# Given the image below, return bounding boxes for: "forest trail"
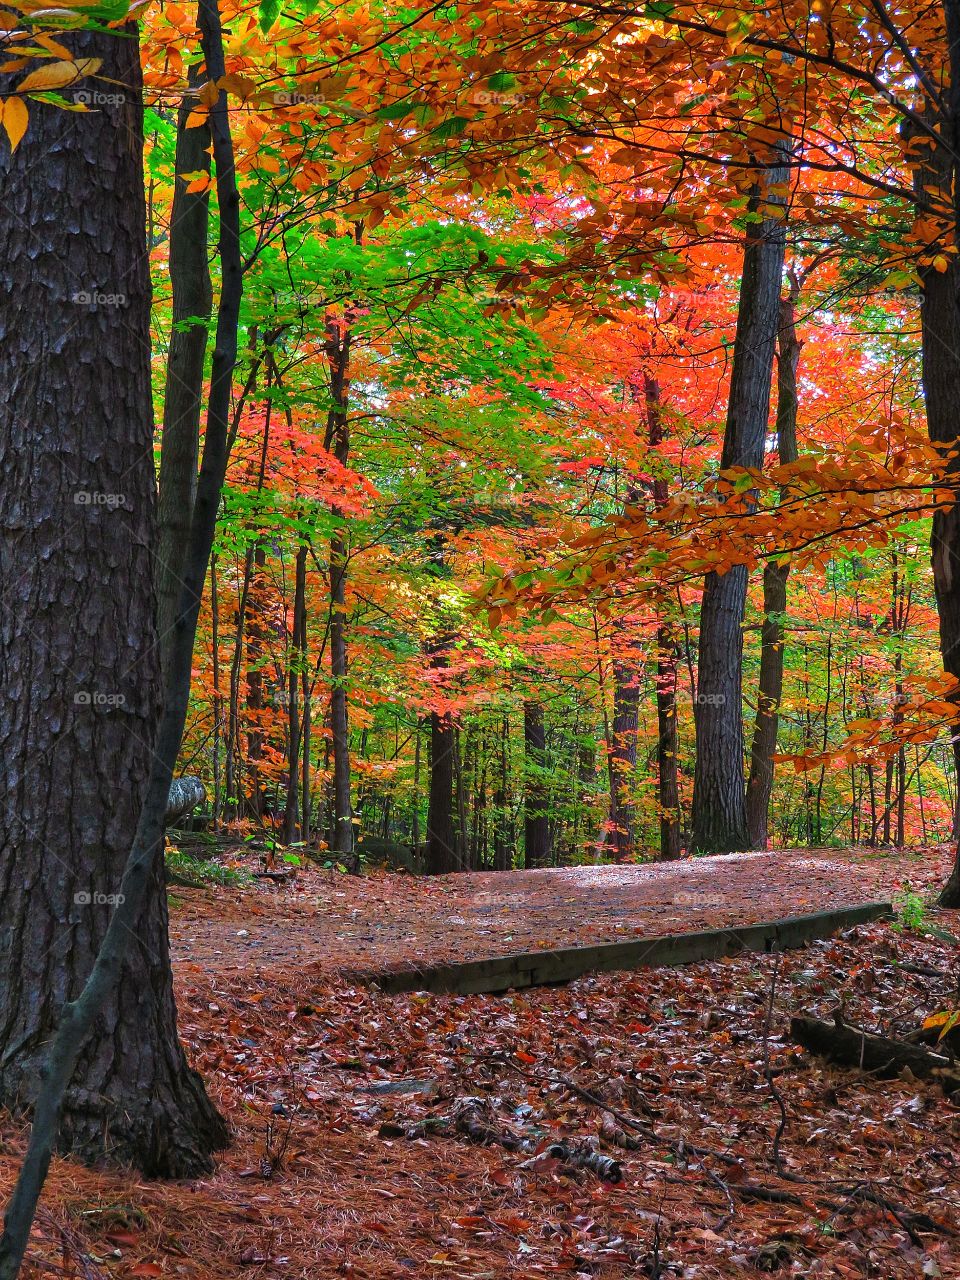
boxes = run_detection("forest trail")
[11,854,956,1280]
[169,847,953,982]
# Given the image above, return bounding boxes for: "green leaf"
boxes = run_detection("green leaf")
[431,116,469,139]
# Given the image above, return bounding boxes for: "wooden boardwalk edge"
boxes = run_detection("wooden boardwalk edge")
[362,900,895,996]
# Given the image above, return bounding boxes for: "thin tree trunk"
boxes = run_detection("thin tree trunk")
[412,720,422,863]
[493,712,512,870]
[0,4,240,1266]
[523,700,551,868]
[609,661,639,860]
[745,282,802,847]
[325,313,354,864]
[245,542,267,820]
[426,707,458,874]
[300,556,312,844]
[155,61,211,685]
[655,624,683,859]
[645,374,683,860]
[283,546,307,842]
[210,554,222,827]
[691,147,788,853]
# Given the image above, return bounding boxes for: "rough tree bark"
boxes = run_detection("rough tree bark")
[426,705,459,874]
[608,664,639,860]
[283,544,307,843]
[745,279,802,848]
[0,3,240,1268]
[645,374,683,860]
[492,712,512,870]
[910,55,960,903]
[690,148,788,853]
[165,777,206,826]
[155,62,211,684]
[325,312,354,864]
[523,700,552,868]
[0,23,224,1182]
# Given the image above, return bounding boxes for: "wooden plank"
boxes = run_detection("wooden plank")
[364,901,893,996]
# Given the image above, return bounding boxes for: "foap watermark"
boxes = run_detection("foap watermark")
[74,490,126,509]
[470,89,526,106]
[74,890,125,907]
[74,690,126,708]
[672,890,727,907]
[275,90,329,106]
[73,89,126,107]
[71,289,126,307]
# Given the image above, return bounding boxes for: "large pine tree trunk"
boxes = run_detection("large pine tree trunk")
[523,700,552,867]
[745,285,802,848]
[155,64,211,685]
[0,28,225,1172]
[690,151,788,853]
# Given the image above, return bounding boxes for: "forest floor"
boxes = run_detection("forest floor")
[4,846,960,1280]
[167,845,945,979]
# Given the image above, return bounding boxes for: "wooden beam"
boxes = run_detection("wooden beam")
[362,901,894,996]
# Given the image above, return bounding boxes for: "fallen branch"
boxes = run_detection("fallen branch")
[379,1096,621,1181]
[542,1141,623,1183]
[791,1014,960,1093]
[164,776,206,826]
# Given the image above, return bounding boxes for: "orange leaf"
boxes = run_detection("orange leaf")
[2,96,27,151]
[18,57,100,93]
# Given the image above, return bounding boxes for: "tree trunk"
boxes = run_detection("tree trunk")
[690,150,788,853]
[0,26,225,1179]
[155,62,211,686]
[912,75,960,902]
[745,285,802,848]
[325,314,354,863]
[609,662,639,859]
[655,624,683,859]
[283,545,307,843]
[245,542,267,820]
[493,712,512,870]
[210,555,223,827]
[645,375,683,860]
[523,701,551,868]
[426,709,459,874]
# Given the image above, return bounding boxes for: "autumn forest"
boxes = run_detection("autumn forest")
[0,0,959,1274]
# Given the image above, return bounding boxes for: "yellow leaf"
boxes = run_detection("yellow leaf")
[34,33,76,58]
[2,95,28,150]
[184,107,208,129]
[216,72,254,98]
[18,56,100,93]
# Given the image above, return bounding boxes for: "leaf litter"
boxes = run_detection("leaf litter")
[1,846,957,1279]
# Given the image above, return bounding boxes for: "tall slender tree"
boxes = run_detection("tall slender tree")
[746,275,802,847]
[690,149,788,853]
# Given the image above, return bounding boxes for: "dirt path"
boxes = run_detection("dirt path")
[6,847,957,1280]
[169,846,951,981]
